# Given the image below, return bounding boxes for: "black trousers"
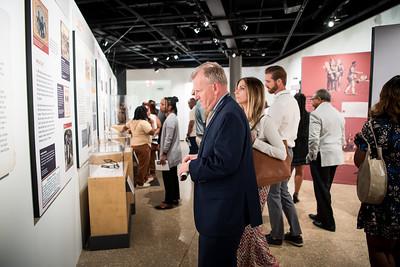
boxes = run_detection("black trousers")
[188,136,199,154]
[162,166,180,203]
[198,233,243,267]
[310,153,337,228]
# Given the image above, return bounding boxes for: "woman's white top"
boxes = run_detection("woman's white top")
[252,114,287,160]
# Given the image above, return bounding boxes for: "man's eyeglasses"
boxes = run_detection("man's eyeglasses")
[101,159,120,169]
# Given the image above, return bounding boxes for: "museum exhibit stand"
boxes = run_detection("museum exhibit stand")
[87,140,135,250]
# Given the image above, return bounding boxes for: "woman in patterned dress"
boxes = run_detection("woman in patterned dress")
[235,77,285,267]
[354,75,400,267]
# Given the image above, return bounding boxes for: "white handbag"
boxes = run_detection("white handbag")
[357,121,387,204]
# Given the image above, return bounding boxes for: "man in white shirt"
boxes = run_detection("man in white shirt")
[307,89,345,232]
[186,98,198,154]
[265,65,303,247]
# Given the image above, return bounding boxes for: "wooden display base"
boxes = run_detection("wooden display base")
[87,210,132,250]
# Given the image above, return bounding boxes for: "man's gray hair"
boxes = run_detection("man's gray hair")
[191,62,227,85]
[314,89,331,102]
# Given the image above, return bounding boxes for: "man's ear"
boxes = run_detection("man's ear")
[212,83,218,93]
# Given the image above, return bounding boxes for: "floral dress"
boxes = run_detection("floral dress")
[354,117,400,239]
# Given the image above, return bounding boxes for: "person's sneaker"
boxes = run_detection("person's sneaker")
[266,234,283,246]
[137,182,151,188]
[284,232,304,247]
[293,192,299,203]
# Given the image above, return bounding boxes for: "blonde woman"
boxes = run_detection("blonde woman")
[235,77,286,267]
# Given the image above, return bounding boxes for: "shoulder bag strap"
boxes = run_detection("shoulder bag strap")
[368,120,384,160]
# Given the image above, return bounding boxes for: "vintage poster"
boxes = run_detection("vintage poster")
[302,52,371,183]
[32,0,49,54]
[60,21,70,81]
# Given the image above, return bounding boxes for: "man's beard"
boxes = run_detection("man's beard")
[268,84,278,94]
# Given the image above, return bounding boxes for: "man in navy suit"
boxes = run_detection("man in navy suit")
[179,62,262,267]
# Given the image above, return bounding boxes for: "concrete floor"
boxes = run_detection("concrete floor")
[77,169,369,267]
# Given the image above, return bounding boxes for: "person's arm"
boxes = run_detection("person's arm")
[189,112,245,181]
[253,116,286,160]
[187,120,195,137]
[354,148,366,168]
[161,119,175,155]
[154,117,161,136]
[353,127,369,168]
[187,109,195,137]
[307,112,321,161]
[142,120,155,136]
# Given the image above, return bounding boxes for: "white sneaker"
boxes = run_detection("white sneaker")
[137,182,151,188]
[146,176,154,183]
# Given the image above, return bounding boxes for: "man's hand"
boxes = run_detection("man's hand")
[160,154,167,165]
[306,153,317,162]
[178,161,190,178]
[183,154,197,163]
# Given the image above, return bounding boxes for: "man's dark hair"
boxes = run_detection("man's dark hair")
[265,65,287,85]
[314,89,331,102]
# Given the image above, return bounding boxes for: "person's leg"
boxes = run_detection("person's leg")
[199,234,243,267]
[366,234,397,267]
[310,154,335,228]
[280,180,302,236]
[293,165,304,203]
[142,145,151,183]
[149,144,157,177]
[169,166,180,202]
[189,136,198,154]
[163,168,175,204]
[132,145,148,185]
[267,182,284,240]
[294,165,304,194]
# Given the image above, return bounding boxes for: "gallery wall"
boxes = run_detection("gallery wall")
[0,0,116,266]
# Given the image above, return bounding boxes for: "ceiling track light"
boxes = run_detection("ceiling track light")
[203,21,209,27]
[261,53,266,57]
[194,27,200,34]
[327,20,335,27]
[232,52,236,58]
[174,54,179,60]
[241,24,248,31]
[153,57,158,62]
[166,56,170,61]
[213,38,219,44]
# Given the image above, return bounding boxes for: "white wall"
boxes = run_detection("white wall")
[127,68,218,140]
[0,1,81,267]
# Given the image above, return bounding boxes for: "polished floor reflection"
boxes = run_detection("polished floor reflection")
[78,166,369,266]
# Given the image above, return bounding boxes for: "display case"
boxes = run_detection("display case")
[87,141,134,250]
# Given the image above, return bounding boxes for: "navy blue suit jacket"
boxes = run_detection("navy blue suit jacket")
[189,95,262,237]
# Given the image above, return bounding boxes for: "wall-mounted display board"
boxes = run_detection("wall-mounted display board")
[370,23,400,107]
[95,55,112,140]
[72,6,97,168]
[26,0,75,217]
[0,7,16,180]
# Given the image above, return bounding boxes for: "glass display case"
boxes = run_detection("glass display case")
[89,140,125,178]
[87,140,134,250]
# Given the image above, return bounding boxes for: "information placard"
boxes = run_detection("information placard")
[26,0,75,217]
[0,7,16,179]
